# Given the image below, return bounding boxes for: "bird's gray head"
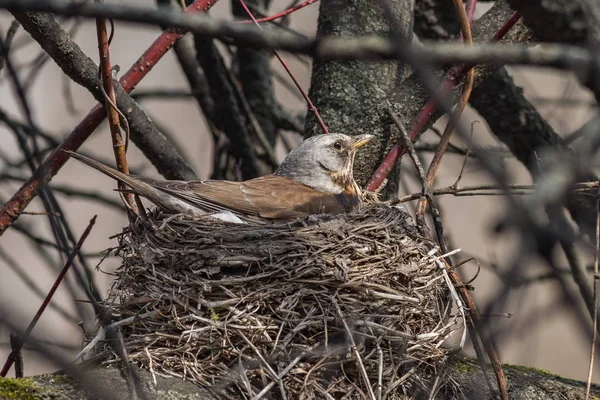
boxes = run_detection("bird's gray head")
[274,133,374,194]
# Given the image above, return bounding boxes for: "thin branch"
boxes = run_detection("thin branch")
[236,0,328,134]
[95,4,137,214]
[394,181,600,203]
[0,0,218,237]
[0,215,97,377]
[365,11,522,192]
[0,245,78,323]
[193,37,261,179]
[415,0,476,226]
[8,333,23,378]
[0,2,551,65]
[237,0,319,24]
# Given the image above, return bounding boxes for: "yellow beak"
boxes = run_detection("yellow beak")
[351,134,375,150]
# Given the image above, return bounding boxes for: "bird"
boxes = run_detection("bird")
[65,133,374,223]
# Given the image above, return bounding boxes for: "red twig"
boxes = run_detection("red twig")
[0,0,219,237]
[492,12,522,42]
[365,11,521,192]
[95,4,137,214]
[237,0,319,24]
[236,0,328,134]
[465,0,477,25]
[415,0,475,221]
[0,215,97,377]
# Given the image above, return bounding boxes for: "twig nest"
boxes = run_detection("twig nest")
[102,204,459,398]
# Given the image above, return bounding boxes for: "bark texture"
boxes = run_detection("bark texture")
[305,0,530,196]
[304,0,414,194]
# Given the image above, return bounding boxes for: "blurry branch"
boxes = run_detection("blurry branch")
[9,221,109,259]
[130,88,201,100]
[483,113,600,337]
[365,2,525,193]
[394,181,600,203]
[8,334,22,378]
[237,0,329,137]
[0,340,81,352]
[233,5,300,172]
[20,20,82,93]
[412,141,514,158]
[499,0,600,235]
[470,69,600,239]
[505,0,600,100]
[11,11,196,181]
[170,34,216,118]
[413,1,600,241]
[413,0,600,353]
[0,28,98,324]
[0,106,146,176]
[238,0,318,25]
[0,0,597,72]
[527,115,600,224]
[275,105,304,134]
[414,0,475,225]
[527,113,600,333]
[1,172,126,212]
[233,0,279,149]
[155,0,219,163]
[0,19,20,71]
[505,0,600,44]
[193,38,261,179]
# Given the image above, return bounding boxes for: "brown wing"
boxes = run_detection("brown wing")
[237,175,359,219]
[142,178,252,215]
[146,175,359,220]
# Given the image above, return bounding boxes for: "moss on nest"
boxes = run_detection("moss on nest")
[95,204,461,398]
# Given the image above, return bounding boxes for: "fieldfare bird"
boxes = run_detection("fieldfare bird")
[66,133,373,223]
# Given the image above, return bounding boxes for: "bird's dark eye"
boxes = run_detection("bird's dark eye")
[333,141,343,151]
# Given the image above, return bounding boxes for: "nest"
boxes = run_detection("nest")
[99,204,463,399]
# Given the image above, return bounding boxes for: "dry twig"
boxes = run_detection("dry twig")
[95,4,137,214]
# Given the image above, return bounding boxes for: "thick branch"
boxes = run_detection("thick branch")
[0,0,563,64]
[0,1,594,73]
[193,38,261,179]
[232,0,278,147]
[304,0,414,195]
[11,10,196,181]
[506,0,600,44]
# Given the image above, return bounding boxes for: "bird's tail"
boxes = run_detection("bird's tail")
[64,151,165,206]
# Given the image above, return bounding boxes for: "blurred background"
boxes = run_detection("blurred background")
[1,0,598,383]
